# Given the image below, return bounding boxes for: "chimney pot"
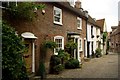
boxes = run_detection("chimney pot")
[75,0,81,9]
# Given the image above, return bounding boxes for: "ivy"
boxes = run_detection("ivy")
[103,32,107,45]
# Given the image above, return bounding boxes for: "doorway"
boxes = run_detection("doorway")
[23,40,32,73]
[87,42,90,58]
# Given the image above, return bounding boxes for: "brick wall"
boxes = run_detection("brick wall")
[6,2,87,73]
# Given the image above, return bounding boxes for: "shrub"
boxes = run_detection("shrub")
[95,48,102,57]
[49,55,61,74]
[65,40,77,57]
[50,55,61,66]
[65,58,80,69]
[58,50,70,64]
[53,64,64,74]
[2,22,28,79]
[37,61,46,79]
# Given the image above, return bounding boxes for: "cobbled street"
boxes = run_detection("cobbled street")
[46,52,118,78]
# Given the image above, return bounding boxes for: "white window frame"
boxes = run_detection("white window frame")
[54,36,64,55]
[53,6,62,25]
[77,17,82,30]
[79,38,82,51]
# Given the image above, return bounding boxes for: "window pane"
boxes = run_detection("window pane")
[79,40,81,49]
[77,19,80,28]
[54,7,62,23]
[55,38,62,53]
[55,17,60,22]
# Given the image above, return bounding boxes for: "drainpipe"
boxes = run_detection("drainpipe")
[86,17,88,57]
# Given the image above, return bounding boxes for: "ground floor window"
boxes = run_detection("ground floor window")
[54,36,64,55]
[79,38,82,51]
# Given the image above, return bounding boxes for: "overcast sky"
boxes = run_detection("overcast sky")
[75,0,119,32]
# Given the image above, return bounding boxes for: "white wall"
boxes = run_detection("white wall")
[87,24,92,41]
[87,23,101,55]
[93,26,97,52]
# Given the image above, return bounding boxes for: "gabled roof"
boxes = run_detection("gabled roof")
[54,2,88,20]
[88,15,100,28]
[96,19,105,32]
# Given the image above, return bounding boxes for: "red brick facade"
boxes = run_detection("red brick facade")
[5,2,87,73]
[110,22,120,53]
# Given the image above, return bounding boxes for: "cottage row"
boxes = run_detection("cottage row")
[108,22,120,53]
[3,1,107,74]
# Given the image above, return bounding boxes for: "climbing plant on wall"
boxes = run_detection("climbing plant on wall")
[103,32,107,45]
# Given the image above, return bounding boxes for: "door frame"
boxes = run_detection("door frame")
[71,35,81,62]
[21,32,37,73]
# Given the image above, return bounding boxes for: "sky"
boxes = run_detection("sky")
[74,0,120,32]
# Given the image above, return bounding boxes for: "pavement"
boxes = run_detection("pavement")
[46,52,119,78]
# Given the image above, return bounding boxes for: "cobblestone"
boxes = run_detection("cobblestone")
[46,52,118,78]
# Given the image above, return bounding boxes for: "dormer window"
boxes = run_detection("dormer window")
[77,17,82,29]
[53,6,62,25]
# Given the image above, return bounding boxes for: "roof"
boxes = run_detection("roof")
[54,2,88,20]
[96,19,105,32]
[87,15,101,29]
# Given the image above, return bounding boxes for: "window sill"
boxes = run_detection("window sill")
[54,21,63,26]
[54,53,58,55]
[79,50,83,52]
[77,28,82,30]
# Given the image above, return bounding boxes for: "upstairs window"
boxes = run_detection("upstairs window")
[77,17,82,29]
[53,6,62,25]
[54,36,64,55]
[91,26,94,38]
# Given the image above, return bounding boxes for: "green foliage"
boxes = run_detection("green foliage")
[53,64,64,74]
[44,41,57,49]
[50,55,61,66]
[58,50,70,64]
[2,22,28,79]
[65,58,80,69]
[65,40,77,57]
[2,2,45,21]
[38,61,46,79]
[65,40,77,50]
[103,32,107,44]
[95,48,102,57]
[49,55,62,74]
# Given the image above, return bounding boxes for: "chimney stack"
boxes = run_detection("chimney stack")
[75,0,81,9]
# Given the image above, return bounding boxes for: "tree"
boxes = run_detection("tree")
[2,2,45,21]
[2,22,28,80]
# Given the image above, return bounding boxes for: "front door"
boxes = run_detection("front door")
[87,42,90,58]
[23,40,32,74]
[74,37,80,62]
[75,38,78,59]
